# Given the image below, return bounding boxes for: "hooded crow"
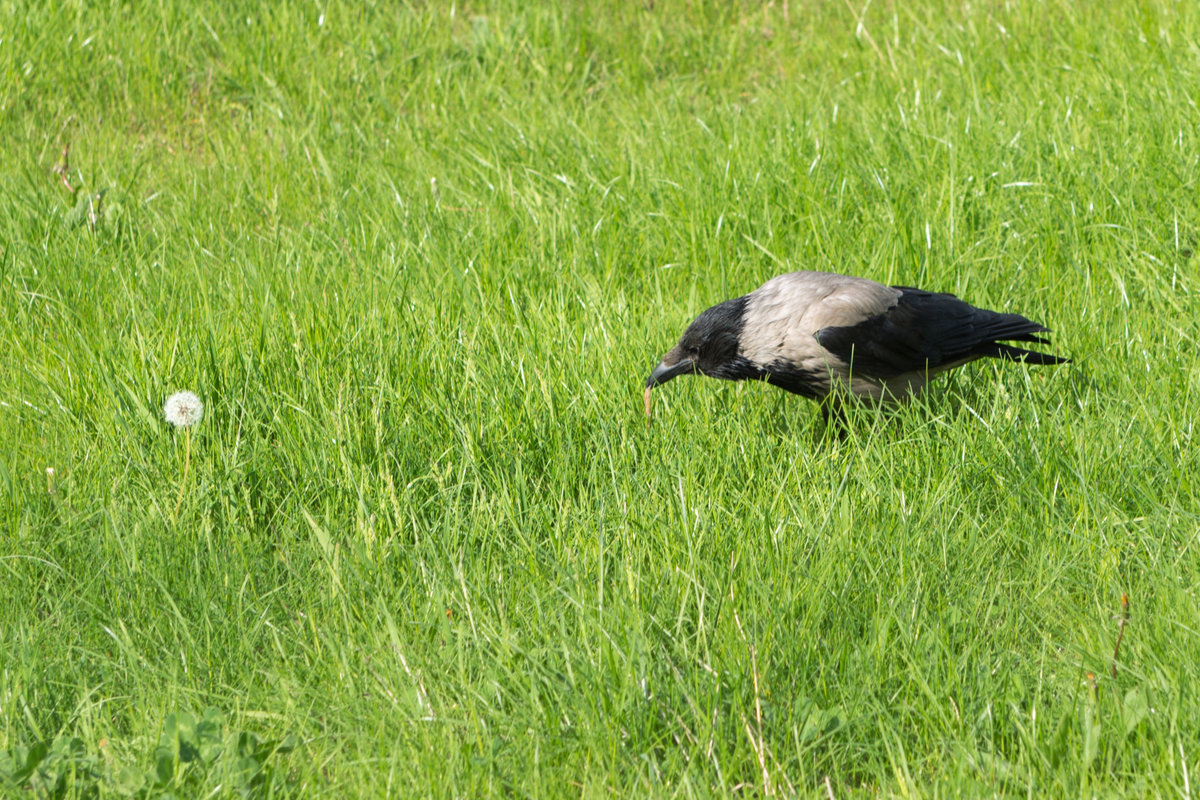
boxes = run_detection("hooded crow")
[644,270,1067,417]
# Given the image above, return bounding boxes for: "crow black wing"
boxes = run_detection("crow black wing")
[815,288,1063,378]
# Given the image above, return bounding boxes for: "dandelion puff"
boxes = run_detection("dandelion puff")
[164,390,204,518]
[164,391,203,428]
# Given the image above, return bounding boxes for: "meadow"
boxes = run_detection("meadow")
[2,0,1199,796]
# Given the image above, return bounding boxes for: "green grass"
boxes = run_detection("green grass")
[2,0,1200,795]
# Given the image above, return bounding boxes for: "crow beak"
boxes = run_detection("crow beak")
[645,358,697,389]
[644,355,698,419]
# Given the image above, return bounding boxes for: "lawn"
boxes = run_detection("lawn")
[2,0,1199,796]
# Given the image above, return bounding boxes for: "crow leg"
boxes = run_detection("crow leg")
[819,397,849,437]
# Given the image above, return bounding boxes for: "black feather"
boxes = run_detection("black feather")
[981,343,1071,366]
[761,360,827,399]
[815,288,1064,377]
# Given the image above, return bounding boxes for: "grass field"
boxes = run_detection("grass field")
[3,0,1200,796]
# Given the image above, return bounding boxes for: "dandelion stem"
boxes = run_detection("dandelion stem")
[173,428,192,518]
[1111,593,1130,679]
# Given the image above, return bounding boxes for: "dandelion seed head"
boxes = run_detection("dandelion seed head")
[164,391,204,428]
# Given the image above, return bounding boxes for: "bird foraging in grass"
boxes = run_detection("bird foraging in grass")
[644,270,1068,419]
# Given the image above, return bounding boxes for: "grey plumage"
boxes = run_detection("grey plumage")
[644,270,1067,415]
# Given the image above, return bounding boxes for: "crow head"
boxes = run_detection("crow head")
[645,297,753,392]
